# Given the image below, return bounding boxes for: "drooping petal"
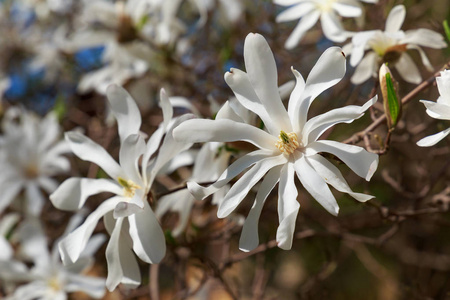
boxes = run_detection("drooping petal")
[436,71,450,105]
[284,10,321,50]
[350,51,378,85]
[50,178,121,211]
[276,2,315,23]
[244,33,292,131]
[306,140,379,181]
[217,154,286,218]
[173,119,278,151]
[294,156,339,216]
[128,200,166,264]
[307,154,374,202]
[276,163,300,250]
[105,217,141,291]
[294,47,347,132]
[187,149,279,200]
[395,53,421,84]
[385,5,405,33]
[416,128,450,147]
[65,132,123,180]
[407,45,433,72]
[224,68,277,134]
[106,84,142,143]
[420,100,450,120]
[239,166,282,252]
[320,12,347,43]
[303,96,377,144]
[59,197,121,264]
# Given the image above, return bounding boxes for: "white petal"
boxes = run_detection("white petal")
[276,163,300,250]
[303,96,377,143]
[294,46,347,132]
[25,181,44,216]
[402,29,447,49]
[307,154,374,202]
[0,237,13,260]
[349,30,378,66]
[295,156,339,216]
[105,217,141,291]
[65,273,106,298]
[65,132,123,180]
[187,149,278,200]
[385,5,405,33]
[50,178,121,211]
[216,100,244,123]
[276,3,315,23]
[142,126,165,179]
[149,115,195,179]
[284,10,321,49]
[320,12,347,42]
[239,166,282,252]
[332,2,362,17]
[350,51,378,85]
[36,177,59,194]
[217,154,286,218]
[395,53,421,84]
[416,127,450,147]
[287,68,306,122]
[420,100,450,120]
[307,140,379,181]
[106,84,142,143]
[173,119,277,151]
[274,0,303,5]
[128,200,166,264]
[156,189,194,237]
[244,33,292,131]
[407,45,433,72]
[59,197,120,264]
[224,68,277,134]
[437,71,450,105]
[113,201,143,218]
[159,89,174,130]
[0,180,23,213]
[119,134,146,183]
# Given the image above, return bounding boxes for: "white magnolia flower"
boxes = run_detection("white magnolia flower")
[417,70,450,147]
[174,33,378,252]
[345,5,447,85]
[0,108,70,216]
[50,85,192,290]
[0,217,106,300]
[274,0,376,49]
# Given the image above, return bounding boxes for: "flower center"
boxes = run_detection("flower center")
[24,164,39,179]
[48,276,61,291]
[118,177,142,198]
[316,0,336,12]
[275,131,300,155]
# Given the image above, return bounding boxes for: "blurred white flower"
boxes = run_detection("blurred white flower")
[50,85,192,291]
[174,33,378,252]
[417,70,450,147]
[344,5,447,85]
[0,108,70,216]
[194,0,244,26]
[274,0,376,49]
[0,216,106,300]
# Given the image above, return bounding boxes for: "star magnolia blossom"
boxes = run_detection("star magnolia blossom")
[344,5,447,85]
[0,108,70,216]
[50,85,192,290]
[173,33,379,251]
[417,70,450,147]
[0,217,105,300]
[274,0,377,49]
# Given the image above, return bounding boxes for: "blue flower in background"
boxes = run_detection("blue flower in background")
[75,46,105,71]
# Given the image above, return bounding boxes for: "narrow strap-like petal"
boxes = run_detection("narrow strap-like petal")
[276,163,300,250]
[239,165,282,252]
[417,128,450,147]
[294,156,339,216]
[106,85,142,143]
[395,53,421,84]
[385,5,405,33]
[350,51,378,85]
[276,2,315,23]
[421,100,450,120]
[244,33,292,131]
[284,10,320,49]
[307,140,379,181]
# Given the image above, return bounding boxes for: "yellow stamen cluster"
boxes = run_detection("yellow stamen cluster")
[275,131,300,155]
[118,177,142,198]
[48,277,61,291]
